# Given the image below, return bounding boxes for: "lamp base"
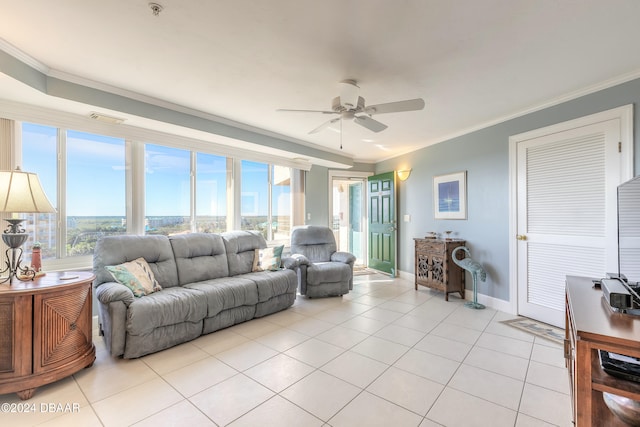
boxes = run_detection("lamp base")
[1,219,36,284]
[0,247,36,284]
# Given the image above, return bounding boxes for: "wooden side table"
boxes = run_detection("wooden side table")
[414,238,466,300]
[565,275,640,426]
[0,271,95,400]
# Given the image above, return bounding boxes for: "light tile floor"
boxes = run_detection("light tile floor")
[1,273,573,426]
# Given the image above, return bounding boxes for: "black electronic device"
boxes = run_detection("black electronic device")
[599,350,640,383]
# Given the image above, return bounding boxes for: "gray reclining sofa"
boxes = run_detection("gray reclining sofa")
[93,231,297,358]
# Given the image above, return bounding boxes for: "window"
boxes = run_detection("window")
[14,119,300,269]
[272,165,291,242]
[21,125,126,260]
[241,160,269,237]
[21,123,58,260]
[240,160,292,242]
[145,144,191,235]
[196,153,228,233]
[66,130,126,255]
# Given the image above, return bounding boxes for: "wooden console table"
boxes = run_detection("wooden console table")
[0,271,95,400]
[565,275,640,426]
[414,238,465,301]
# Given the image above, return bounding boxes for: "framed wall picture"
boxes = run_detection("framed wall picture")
[434,171,467,219]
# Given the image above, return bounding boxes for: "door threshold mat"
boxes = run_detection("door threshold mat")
[500,317,564,345]
[353,268,377,276]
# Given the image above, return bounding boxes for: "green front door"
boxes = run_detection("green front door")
[368,171,396,276]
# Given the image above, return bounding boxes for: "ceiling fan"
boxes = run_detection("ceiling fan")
[277,79,425,135]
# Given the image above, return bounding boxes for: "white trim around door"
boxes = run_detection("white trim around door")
[508,105,634,320]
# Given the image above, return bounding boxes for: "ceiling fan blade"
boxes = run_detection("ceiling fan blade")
[363,98,425,115]
[309,117,340,134]
[354,115,388,133]
[277,108,336,114]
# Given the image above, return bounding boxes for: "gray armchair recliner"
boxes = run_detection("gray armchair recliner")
[290,225,356,297]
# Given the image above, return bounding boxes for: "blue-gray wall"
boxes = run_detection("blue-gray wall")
[308,78,640,303]
[305,165,330,226]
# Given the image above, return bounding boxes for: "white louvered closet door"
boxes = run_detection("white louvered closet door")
[516,119,622,327]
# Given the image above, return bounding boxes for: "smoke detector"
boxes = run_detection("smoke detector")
[149,3,163,16]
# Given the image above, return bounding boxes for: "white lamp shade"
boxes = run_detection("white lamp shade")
[0,168,56,213]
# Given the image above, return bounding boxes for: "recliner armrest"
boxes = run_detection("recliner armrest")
[290,253,310,266]
[331,251,356,264]
[281,256,299,270]
[95,281,135,307]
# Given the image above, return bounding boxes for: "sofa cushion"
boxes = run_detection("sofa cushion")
[222,231,267,276]
[202,306,256,334]
[252,245,284,271]
[126,287,207,335]
[106,257,162,297]
[306,262,351,285]
[169,233,229,285]
[94,235,180,288]
[124,321,204,359]
[237,270,297,302]
[184,277,259,317]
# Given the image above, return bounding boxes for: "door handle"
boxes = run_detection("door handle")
[516,234,527,241]
[389,225,397,232]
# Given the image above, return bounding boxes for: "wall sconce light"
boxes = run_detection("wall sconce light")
[397,169,412,181]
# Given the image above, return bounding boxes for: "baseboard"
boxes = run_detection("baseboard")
[464,289,513,313]
[397,269,513,314]
[397,269,413,281]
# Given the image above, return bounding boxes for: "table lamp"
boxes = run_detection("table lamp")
[0,167,56,284]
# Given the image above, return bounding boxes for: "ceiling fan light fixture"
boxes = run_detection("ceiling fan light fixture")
[278,80,425,135]
[338,79,360,109]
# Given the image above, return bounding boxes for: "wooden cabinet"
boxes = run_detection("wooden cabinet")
[0,271,95,400]
[0,295,32,382]
[565,276,640,426]
[414,238,465,301]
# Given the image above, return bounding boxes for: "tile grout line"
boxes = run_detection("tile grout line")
[52,273,572,426]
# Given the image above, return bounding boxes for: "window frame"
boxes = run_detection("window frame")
[11,119,302,271]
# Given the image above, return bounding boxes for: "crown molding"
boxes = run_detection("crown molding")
[0,38,49,74]
[0,98,323,170]
[373,68,640,164]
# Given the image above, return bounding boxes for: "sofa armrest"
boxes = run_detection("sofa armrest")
[281,256,299,270]
[95,281,135,307]
[290,253,310,266]
[331,251,356,264]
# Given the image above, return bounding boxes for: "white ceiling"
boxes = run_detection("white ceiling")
[1,0,640,165]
